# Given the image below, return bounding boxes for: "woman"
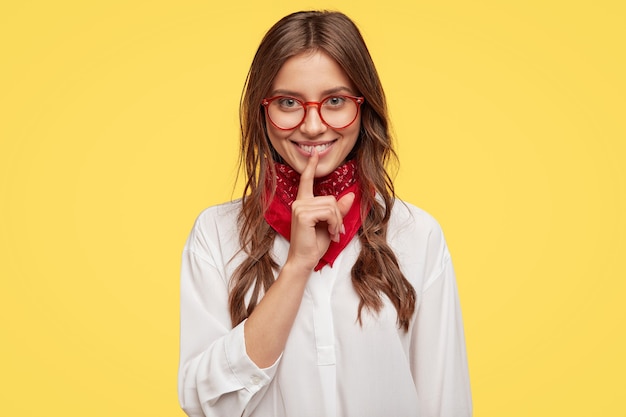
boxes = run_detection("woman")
[179,10,472,417]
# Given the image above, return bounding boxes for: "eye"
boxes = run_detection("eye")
[277,97,300,109]
[324,96,347,107]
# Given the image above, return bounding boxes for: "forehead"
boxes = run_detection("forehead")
[270,50,356,97]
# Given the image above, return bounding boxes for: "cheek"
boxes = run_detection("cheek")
[266,125,286,147]
[265,125,291,161]
[345,120,362,150]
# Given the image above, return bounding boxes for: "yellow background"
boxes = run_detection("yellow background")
[1,1,624,416]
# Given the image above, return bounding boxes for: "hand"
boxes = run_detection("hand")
[287,149,355,271]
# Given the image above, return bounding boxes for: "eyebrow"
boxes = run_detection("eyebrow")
[269,86,356,98]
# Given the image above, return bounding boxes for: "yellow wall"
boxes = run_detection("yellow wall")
[1,1,624,415]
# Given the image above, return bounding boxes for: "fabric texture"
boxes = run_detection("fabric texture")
[178,199,472,417]
[263,160,365,271]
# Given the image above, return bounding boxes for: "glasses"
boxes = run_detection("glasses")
[262,95,364,130]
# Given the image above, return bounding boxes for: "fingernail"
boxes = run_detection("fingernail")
[340,224,346,235]
[332,233,340,243]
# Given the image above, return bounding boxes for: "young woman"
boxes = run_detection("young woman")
[178,10,472,417]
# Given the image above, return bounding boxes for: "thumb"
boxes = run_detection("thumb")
[337,192,356,218]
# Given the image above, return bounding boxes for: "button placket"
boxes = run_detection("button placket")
[307,262,341,417]
[308,267,338,366]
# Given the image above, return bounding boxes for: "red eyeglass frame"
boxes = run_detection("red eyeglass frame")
[261,95,365,130]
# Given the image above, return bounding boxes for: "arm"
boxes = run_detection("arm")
[244,149,354,368]
[178,248,279,417]
[179,150,354,415]
[412,236,472,416]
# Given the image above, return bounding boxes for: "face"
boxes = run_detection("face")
[265,50,361,177]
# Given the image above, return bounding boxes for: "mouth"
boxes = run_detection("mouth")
[295,140,336,155]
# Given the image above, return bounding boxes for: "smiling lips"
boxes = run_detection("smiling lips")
[296,141,335,154]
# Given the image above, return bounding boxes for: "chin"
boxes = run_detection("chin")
[314,160,341,178]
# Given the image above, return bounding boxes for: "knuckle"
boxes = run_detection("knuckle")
[291,203,304,216]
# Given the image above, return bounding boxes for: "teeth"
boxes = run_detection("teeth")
[299,143,332,154]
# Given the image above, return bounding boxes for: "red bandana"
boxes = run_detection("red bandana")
[264,160,364,271]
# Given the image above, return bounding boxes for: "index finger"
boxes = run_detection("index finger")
[296,148,319,200]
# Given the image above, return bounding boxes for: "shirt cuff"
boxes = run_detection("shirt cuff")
[224,320,281,393]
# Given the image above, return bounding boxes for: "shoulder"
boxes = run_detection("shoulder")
[194,199,242,226]
[387,199,451,289]
[184,200,242,255]
[388,199,446,244]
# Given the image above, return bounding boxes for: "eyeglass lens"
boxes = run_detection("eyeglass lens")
[266,96,359,129]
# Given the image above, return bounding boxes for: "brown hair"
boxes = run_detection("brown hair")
[229,10,416,331]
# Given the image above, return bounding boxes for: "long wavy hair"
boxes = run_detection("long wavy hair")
[229,10,416,331]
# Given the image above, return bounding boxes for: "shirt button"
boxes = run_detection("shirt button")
[250,375,261,385]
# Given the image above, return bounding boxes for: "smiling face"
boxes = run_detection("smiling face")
[265,50,361,177]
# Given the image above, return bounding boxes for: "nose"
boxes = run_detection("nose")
[299,104,327,137]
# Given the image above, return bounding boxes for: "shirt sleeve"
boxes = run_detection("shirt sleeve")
[411,232,472,417]
[178,227,280,417]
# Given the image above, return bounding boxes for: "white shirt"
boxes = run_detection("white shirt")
[178,199,472,417]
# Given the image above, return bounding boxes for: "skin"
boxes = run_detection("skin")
[244,51,358,368]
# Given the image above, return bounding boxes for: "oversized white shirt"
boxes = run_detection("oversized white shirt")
[178,199,472,417]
